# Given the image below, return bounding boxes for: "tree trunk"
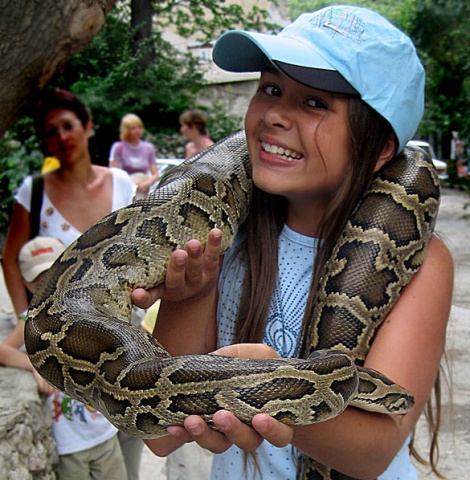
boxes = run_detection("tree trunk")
[130,0,156,66]
[0,0,117,138]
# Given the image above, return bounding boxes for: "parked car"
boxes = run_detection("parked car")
[148,158,184,191]
[157,158,184,178]
[407,140,448,180]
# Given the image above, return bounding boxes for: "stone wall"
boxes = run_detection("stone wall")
[0,272,57,480]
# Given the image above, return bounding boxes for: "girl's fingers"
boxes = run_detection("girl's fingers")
[164,249,190,290]
[252,414,294,448]
[131,228,223,305]
[185,228,222,284]
[131,286,162,309]
[212,410,263,452]
[167,411,292,455]
[204,228,223,266]
[170,416,234,454]
[185,239,204,283]
[214,343,280,359]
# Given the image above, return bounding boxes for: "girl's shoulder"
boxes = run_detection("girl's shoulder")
[141,139,156,153]
[203,136,214,148]
[109,166,132,183]
[426,234,453,271]
[92,164,113,180]
[109,167,137,204]
[110,140,123,151]
[404,234,453,310]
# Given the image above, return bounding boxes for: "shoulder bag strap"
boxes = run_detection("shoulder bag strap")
[30,174,44,239]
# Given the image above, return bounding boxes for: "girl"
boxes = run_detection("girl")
[109,113,159,197]
[180,109,214,159]
[134,5,453,479]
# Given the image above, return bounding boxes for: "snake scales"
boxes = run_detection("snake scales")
[24,130,440,479]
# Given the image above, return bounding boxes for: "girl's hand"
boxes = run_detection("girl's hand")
[214,343,280,359]
[166,342,293,452]
[168,411,293,453]
[32,369,57,396]
[136,182,150,195]
[132,228,223,309]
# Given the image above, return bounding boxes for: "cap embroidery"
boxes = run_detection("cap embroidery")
[322,22,345,35]
[310,9,366,43]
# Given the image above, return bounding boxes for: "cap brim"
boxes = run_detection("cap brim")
[213,30,358,95]
[23,262,53,283]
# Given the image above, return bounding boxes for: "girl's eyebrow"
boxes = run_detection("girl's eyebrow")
[261,64,281,76]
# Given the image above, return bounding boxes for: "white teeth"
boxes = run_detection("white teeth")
[261,142,301,160]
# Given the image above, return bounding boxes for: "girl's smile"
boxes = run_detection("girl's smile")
[261,142,302,162]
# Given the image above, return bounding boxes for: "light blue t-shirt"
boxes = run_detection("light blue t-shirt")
[212,224,417,480]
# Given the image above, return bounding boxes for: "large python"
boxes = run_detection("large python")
[24,131,440,479]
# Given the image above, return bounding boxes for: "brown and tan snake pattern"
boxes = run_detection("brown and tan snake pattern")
[24,131,440,479]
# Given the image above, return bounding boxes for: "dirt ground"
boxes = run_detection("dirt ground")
[412,187,470,478]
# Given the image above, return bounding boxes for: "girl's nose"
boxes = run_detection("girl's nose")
[263,99,293,130]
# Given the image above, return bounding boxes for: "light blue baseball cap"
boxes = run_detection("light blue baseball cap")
[213,5,425,153]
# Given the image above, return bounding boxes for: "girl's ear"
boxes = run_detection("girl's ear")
[374,133,397,172]
[85,120,94,139]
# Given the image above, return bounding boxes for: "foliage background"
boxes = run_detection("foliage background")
[0,0,268,237]
[1,0,469,238]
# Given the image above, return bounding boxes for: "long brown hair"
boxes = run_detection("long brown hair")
[233,96,392,347]
[232,96,444,476]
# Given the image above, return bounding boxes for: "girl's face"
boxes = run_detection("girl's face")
[43,109,91,165]
[125,123,143,143]
[180,122,197,141]
[245,68,353,233]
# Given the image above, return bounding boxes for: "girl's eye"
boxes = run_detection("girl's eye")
[262,84,282,97]
[44,121,81,139]
[306,98,328,110]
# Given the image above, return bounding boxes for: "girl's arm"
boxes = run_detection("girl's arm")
[2,202,31,316]
[137,229,222,455]
[109,142,122,168]
[0,321,56,395]
[292,234,453,477]
[156,235,453,479]
[132,228,222,355]
[136,162,159,196]
[147,161,159,186]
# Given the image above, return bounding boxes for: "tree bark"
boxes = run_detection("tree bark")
[0,0,117,138]
[130,0,156,66]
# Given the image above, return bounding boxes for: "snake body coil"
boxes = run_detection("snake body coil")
[24,131,440,479]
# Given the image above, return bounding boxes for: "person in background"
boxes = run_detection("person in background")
[0,236,126,480]
[179,109,214,159]
[109,113,159,198]
[2,89,142,480]
[0,237,63,395]
[135,5,453,480]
